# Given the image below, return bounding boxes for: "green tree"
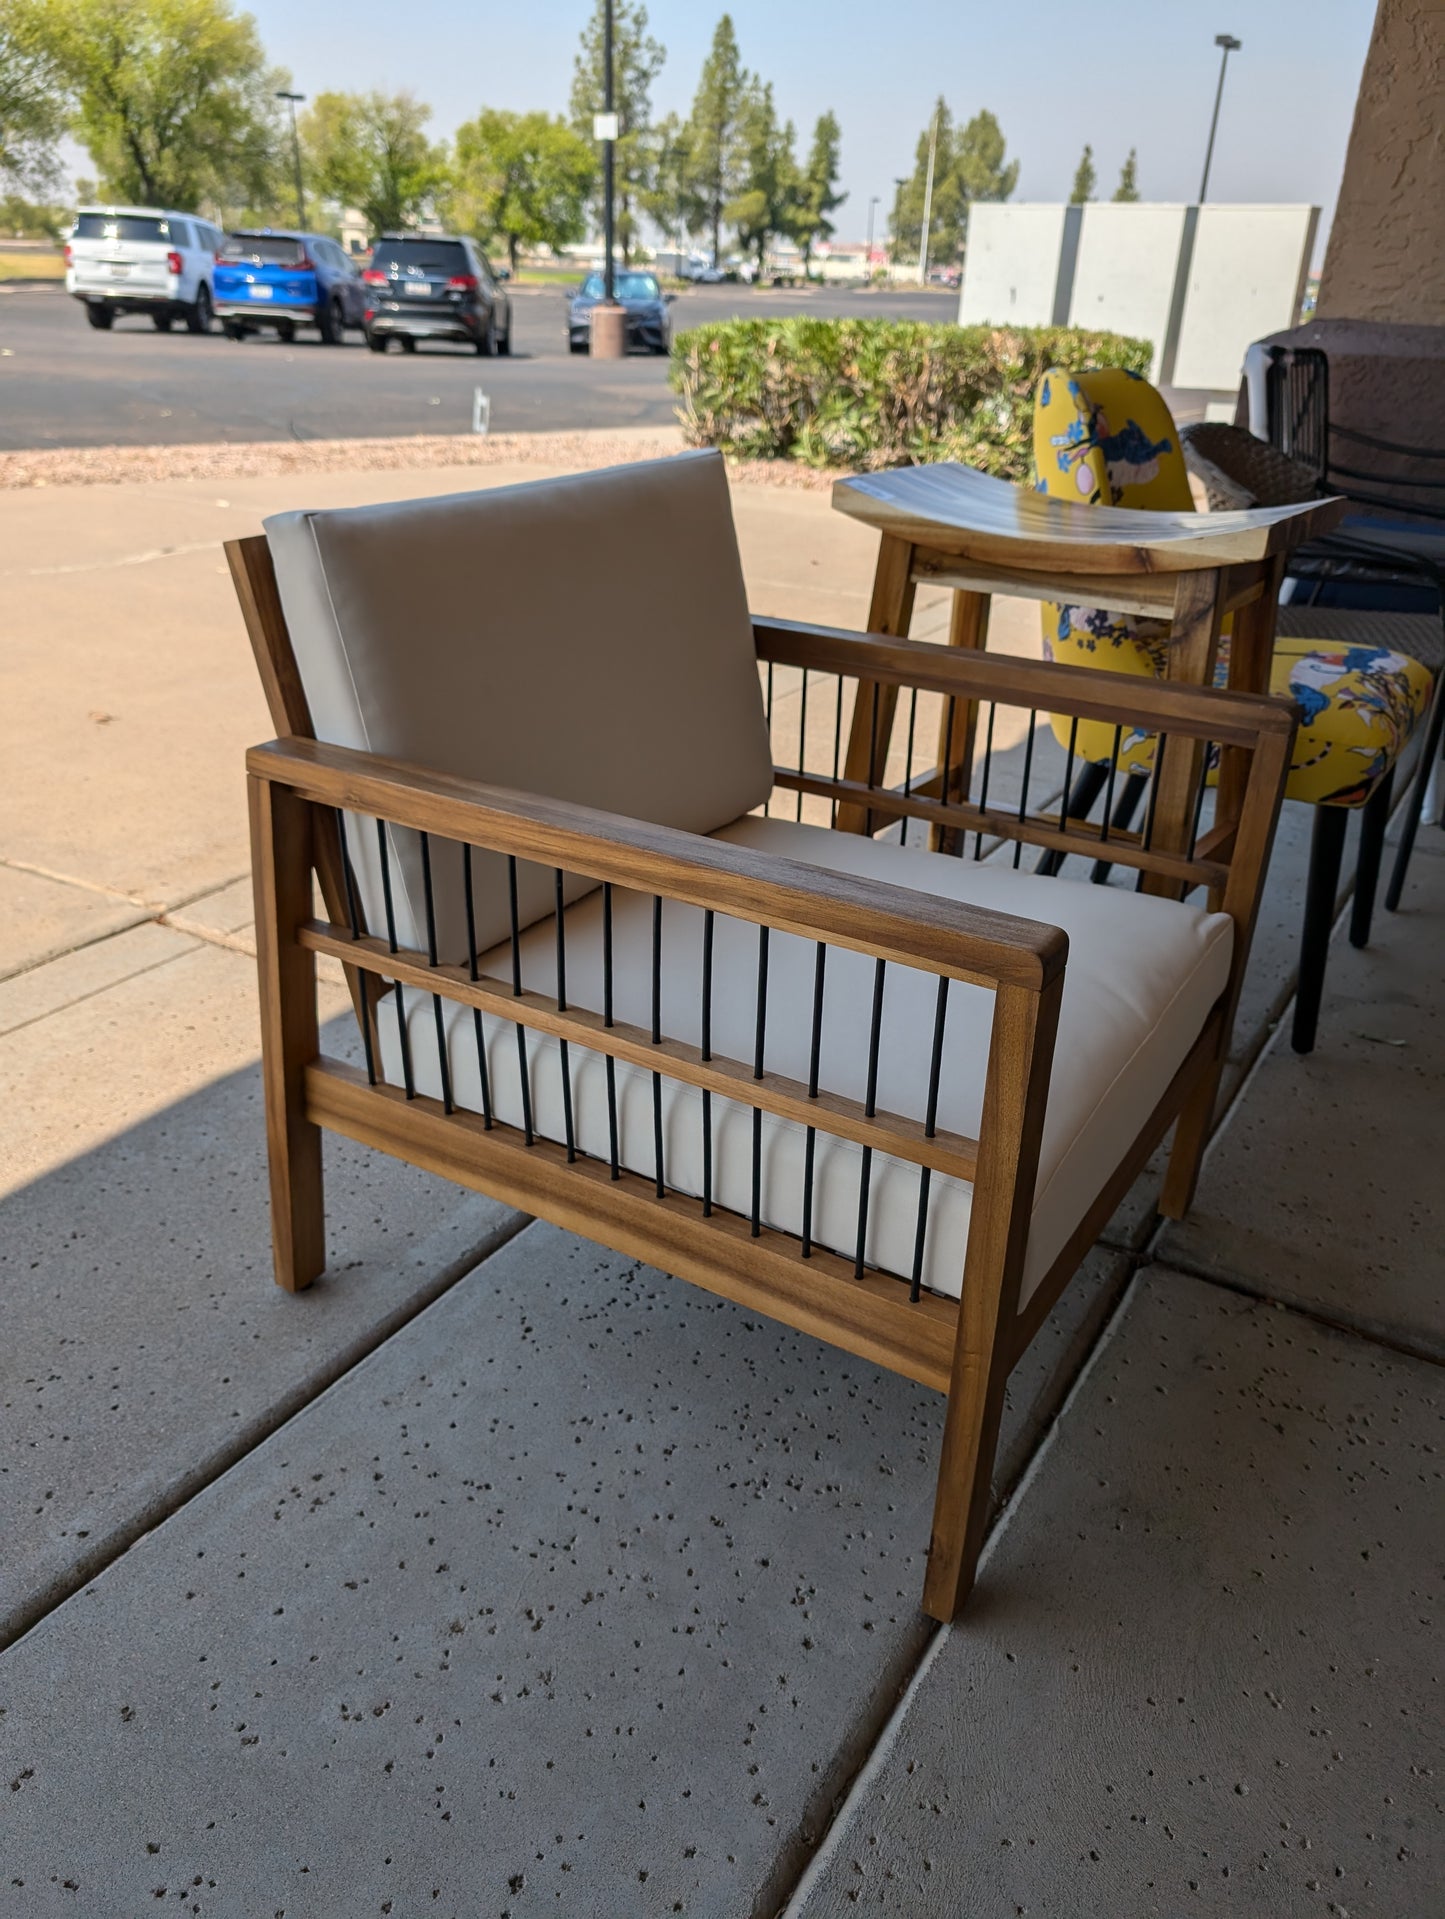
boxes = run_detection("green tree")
[953,108,1018,206]
[14,0,282,209]
[0,4,64,192]
[640,109,702,248]
[569,0,663,265]
[892,102,1018,266]
[1069,144,1096,203]
[300,90,446,238]
[725,81,799,273]
[446,108,595,274]
[791,109,845,271]
[682,14,751,264]
[1113,148,1140,202]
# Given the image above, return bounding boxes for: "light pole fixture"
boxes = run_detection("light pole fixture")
[1198,34,1241,203]
[275,90,307,229]
[590,0,627,357]
[919,105,940,286]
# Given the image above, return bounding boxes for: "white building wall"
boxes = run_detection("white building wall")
[1172,205,1319,389]
[1067,204,1189,381]
[957,204,1068,326]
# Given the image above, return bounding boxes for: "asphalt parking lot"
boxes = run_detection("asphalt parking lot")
[0,282,956,450]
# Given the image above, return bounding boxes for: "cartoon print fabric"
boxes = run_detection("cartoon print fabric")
[1030,367,1430,808]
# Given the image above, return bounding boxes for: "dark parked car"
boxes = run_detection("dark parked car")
[212,231,365,343]
[568,271,674,355]
[362,235,511,355]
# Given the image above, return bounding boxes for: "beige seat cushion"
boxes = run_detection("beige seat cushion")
[377,819,1232,1307]
[264,450,774,960]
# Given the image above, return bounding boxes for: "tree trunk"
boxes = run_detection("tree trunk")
[508,233,519,275]
[710,199,721,266]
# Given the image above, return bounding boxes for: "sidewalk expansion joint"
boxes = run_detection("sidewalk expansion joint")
[0,1209,534,1658]
[1150,1255,1445,1369]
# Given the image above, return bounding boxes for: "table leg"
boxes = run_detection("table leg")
[1217,556,1284,842]
[837,535,917,835]
[1142,568,1226,899]
[931,588,991,853]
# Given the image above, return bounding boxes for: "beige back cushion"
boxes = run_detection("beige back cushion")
[264,450,773,960]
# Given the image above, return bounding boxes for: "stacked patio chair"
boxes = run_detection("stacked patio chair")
[1032,366,1433,1053]
[1188,344,1445,913]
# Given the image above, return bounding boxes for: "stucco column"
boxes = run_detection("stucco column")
[1317,0,1445,323]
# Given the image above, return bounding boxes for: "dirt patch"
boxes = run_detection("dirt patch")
[0,430,843,492]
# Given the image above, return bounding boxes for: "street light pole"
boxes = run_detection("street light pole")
[1198,34,1241,202]
[589,0,627,357]
[275,91,307,229]
[918,105,939,286]
[865,195,879,272]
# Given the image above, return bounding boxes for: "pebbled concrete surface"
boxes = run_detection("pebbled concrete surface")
[1161,841,1445,1357]
[0,937,520,1648]
[0,1225,1130,1918]
[787,1266,1445,1919]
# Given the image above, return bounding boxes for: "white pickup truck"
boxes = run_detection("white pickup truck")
[65,206,225,334]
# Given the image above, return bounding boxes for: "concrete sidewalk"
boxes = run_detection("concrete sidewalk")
[1,448,1440,1916]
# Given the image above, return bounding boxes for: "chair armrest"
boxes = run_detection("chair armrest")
[246,736,1067,995]
[751,616,1297,748]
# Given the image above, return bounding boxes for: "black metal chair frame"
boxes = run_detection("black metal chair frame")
[1262,345,1445,929]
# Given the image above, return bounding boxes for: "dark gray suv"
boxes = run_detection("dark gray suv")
[361,235,512,355]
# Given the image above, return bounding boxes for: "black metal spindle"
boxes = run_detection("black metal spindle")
[507,854,533,1145]
[1101,726,1123,843]
[941,696,956,810]
[651,895,664,1198]
[1013,713,1036,869]
[800,941,826,1258]
[700,908,714,1216]
[1060,717,1079,833]
[974,703,996,860]
[830,680,843,828]
[903,688,918,801]
[853,959,886,1280]
[796,668,809,822]
[555,869,575,1162]
[910,976,949,1302]
[418,832,453,1114]
[376,820,413,1097]
[462,845,493,1128]
[750,925,769,1237]
[603,882,619,1179]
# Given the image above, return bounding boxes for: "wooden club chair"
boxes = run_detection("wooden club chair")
[230,450,1296,1621]
[1033,367,1432,1052]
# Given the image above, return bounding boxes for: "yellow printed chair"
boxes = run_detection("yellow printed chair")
[1033,367,1431,1052]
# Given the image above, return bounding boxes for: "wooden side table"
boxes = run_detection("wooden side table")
[831,464,1342,866]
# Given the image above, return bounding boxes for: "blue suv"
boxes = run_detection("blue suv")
[213,231,366,344]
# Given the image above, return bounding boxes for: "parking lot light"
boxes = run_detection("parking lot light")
[275,91,308,229]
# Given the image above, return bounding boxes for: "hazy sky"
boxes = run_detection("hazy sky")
[250,0,1376,248]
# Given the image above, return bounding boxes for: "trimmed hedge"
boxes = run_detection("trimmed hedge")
[670,319,1154,478]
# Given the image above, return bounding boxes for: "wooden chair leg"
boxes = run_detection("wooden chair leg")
[1385,672,1445,912]
[249,775,326,1290]
[1292,805,1348,1055]
[922,979,1061,1621]
[1350,770,1393,949]
[1158,1053,1226,1221]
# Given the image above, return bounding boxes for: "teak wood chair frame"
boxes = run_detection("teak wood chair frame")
[230,531,1296,1621]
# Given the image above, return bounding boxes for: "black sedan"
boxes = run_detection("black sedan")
[568,271,674,355]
